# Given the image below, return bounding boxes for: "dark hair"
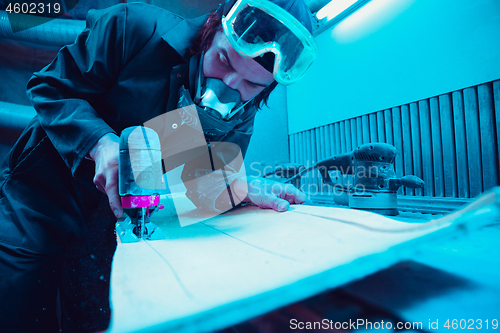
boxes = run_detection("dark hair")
[189,11,278,110]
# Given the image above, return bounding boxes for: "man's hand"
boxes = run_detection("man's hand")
[89,133,123,218]
[232,176,306,212]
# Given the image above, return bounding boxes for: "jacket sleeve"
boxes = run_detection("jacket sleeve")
[181,114,255,213]
[26,4,151,178]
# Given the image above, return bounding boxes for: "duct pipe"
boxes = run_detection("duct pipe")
[0,101,36,130]
[0,11,85,49]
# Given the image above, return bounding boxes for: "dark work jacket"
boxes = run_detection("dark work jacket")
[0,3,256,255]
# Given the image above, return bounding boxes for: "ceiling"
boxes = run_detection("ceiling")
[151,0,331,18]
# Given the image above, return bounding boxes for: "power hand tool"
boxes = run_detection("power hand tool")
[264,163,305,189]
[115,126,167,242]
[268,143,424,216]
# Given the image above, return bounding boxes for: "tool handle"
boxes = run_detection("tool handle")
[264,163,305,178]
[399,175,425,188]
[389,175,425,191]
[284,152,354,186]
[315,152,355,175]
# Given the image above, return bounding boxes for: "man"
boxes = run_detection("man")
[0,0,317,331]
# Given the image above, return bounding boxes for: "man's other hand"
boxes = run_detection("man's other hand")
[89,133,123,218]
[232,176,306,212]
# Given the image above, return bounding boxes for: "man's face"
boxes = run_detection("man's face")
[203,31,275,102]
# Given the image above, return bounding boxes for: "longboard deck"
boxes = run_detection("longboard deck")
[108,189,500,333]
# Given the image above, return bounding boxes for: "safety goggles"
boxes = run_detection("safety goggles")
[222,0,318,85]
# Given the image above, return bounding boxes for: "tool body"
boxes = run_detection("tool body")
[268,143,424,215]
[115,126,167,242]
[264,163,305,189]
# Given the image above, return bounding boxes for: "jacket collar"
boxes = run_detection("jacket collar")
[161,14,209,61]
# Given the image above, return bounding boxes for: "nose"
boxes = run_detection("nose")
[223,72,241,91]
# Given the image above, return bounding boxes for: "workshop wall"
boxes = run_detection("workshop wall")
[290,79,500,202]
[288,0,500,134]
[244,85,290,177]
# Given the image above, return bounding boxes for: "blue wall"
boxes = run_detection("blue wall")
[288,0,500,134]
[245,85,289,176]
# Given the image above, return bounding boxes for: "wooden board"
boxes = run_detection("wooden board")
[108,190,500,333]
[344,223,500,333]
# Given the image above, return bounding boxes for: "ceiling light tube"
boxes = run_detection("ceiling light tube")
[316,0,361,21]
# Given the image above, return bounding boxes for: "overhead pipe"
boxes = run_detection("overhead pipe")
[0,101,36,130]
[0,11,85,49]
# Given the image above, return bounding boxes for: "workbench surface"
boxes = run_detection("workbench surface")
[343,222,500,332]
[107,193,498,333]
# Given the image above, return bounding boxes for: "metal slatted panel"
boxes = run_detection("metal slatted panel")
[494,80,500,179]
[346,119,353,152]
[377,111,385,143]
[463,88,482,197]
[452,91,469,198]
[310,128,317,192]
[361,115,369,144]
[315,127,323,192]
[369,113,378,142]
[293,133,297,164]
[384,109,393,145]
[310,128,316,192]
[288,79,499,199]
[298,132,302,163]
[356,117,363,147]
[410,102,423,196]
[350,117,357,150]
[324,125,331,194]
[401,104,413,196]
[339,121,346,153]
[478,83,498,191]
[304,130,311,190]
[392,107,404,196]
[334,122,341,155]
[430,97,444,197]
[439,93,458,197]
[419,100,434,197]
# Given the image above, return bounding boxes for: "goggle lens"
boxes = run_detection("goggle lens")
[223,1,316,85]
